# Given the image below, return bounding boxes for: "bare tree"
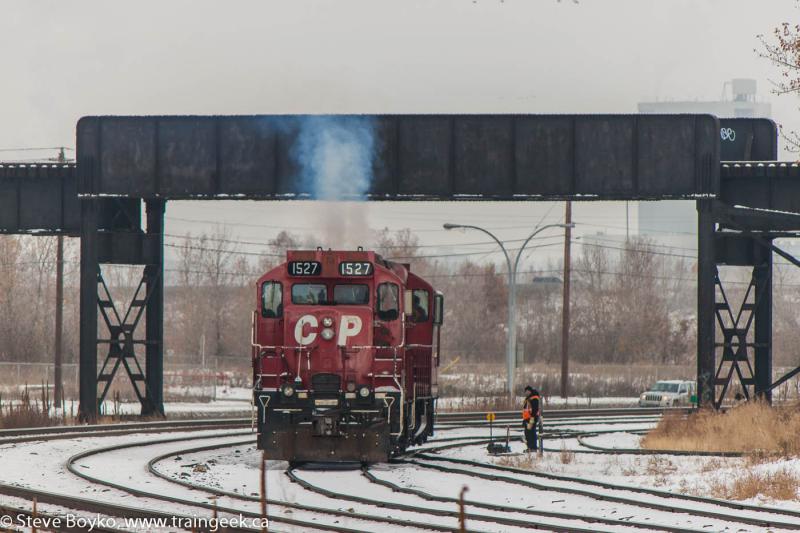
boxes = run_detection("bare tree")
[758,5,800,150]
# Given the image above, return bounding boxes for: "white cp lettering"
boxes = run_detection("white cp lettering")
[337,316,363,347]
[293,315,363,346]
[294,315,318,345]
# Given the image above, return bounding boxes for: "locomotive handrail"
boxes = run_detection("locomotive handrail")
[252,343,313,352]
[390,347,405,437]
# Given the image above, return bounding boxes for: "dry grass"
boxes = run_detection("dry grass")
[0,386,59,429]
[559,444,575,465]
[709,468,800,501]
[644,455,677,486]
[700,457,725,473]
[641,401,800,455]
[645,455,677,476]
[496,453,537,469]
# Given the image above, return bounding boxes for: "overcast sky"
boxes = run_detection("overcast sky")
[2,0,798,269]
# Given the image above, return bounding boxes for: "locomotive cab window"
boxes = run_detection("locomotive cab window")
[409,289,429,323]
[292,284,328,304]
[377,283,399,320]
[262,281,283,318]
[334,284,369,305]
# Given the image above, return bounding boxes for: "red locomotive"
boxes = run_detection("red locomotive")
[252,249,443,462]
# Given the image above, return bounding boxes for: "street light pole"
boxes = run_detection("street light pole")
[444,222,573,402]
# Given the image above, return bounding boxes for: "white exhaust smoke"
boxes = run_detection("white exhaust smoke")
[292,116,377,249]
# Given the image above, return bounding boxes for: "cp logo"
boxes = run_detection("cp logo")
[720,128,736,142]
[294,315,363,347]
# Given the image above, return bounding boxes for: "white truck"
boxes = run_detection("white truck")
[638,380,696,407]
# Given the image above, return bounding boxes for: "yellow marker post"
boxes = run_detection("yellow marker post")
[487,412,495,446]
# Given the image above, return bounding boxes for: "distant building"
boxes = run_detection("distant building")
[638,78,771,118]
[636,79,772,250]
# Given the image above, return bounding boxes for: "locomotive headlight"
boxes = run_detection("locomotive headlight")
[281,384,295,397]
[322,317,334,327]
[358,386,370,398]
[321,328,335,341]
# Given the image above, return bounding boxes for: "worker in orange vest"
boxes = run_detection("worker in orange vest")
[522,385,541,452]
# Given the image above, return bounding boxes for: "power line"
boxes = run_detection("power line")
[164,231,562,251]
[0,146,74,152]
[577,221,697,237]
[166,216,447,233]
[165,215,578,234]
[164,241,282,258]
[1,260,777,288]
[386,240,564,260]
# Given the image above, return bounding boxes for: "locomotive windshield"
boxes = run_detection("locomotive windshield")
[334,284,369,305]
[292,284,327,304]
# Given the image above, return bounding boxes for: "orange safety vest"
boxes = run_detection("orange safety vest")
[522,395,540,420]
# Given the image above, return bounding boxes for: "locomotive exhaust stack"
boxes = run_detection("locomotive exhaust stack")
[252,249,442,462]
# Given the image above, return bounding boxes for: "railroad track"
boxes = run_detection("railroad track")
[148,434,660,533]
[69,431,465,533]
[0,423,255,533]
[399,454,800,531]
[63,413,794,532]
[0,407,777,532]
[0,414,657,533]
[0,417,250,443]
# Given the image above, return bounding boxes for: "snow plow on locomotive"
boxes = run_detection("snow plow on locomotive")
[252,249,442,462]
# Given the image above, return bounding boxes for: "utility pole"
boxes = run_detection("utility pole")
[54,148,67,408]
[625,201,630,241]
[54,236,64,407]
[561,201,572,399]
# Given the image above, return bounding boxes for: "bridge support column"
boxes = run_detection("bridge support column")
[78,198,99,423]
[753,241,773,403]
[696,200,716,408]
[142,199,166,417]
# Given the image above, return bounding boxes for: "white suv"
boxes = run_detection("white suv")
[638,380,695,407]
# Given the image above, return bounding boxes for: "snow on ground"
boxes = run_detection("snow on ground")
[155,445,555,533]
[0,429,254,532]
[579,431,643,449]
[430,421,800,518]
[108,399,252,417]
[2,412,800,532]
[213,386,252,401]
[73,434,410,533]
[164,441,653,532]
[162,386,253,402]
[421,444,800,531]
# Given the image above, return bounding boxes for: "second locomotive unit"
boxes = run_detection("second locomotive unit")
[252,249,443,462]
